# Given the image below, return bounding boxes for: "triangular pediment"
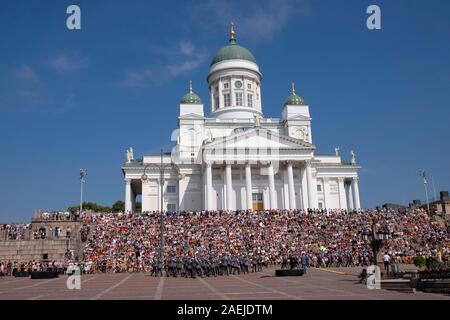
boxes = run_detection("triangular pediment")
[203,127,315,150]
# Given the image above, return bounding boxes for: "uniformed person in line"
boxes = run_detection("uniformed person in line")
[185,255,193,278]
[231,256,240,275]
[176,257,183,277]
[203,257,211,277]
[220,254,228,276]
[194,256,202,278]
[209,255,217,276]
[243,255,250,274]
[252,255,258,273]
[257,254,263,272]
[157,257,164,277]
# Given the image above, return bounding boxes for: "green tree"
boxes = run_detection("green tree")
[111,200,125,212]
[135,202,142,213]
[68,202,111,213]
[413,256,426,269]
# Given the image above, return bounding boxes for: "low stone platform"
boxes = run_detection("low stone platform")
[275,269,304,277]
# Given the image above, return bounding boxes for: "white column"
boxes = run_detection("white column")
[210,90,214,113]
[268,162,276,209]
[226,163,233,211]
[245,163,252,210]
[206,163,213,210]
[301,166,309,209]
[305,162,316,209]
[322,178,330,209]
[125,179,132,213]
[347,182,354,211]
[287,162,296,210]
[131,189,136,212]
[231,78,236,106]
[352,178,361,209]
[338,178,347,210]
[218,78,223,108]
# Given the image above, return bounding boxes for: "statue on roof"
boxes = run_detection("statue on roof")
[254,113,261,127]
[335,147,340,156]
[126,147,134,163]
[350,150,356,165]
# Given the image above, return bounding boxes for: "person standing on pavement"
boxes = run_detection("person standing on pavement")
[383,252,391,276]
[301,252,309,274]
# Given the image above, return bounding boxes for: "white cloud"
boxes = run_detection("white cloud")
[191,0,310,42]
[14,64,39,82]
[49,53,89,72]
[120,41,207,88]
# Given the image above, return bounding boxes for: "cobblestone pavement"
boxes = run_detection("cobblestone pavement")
[0,267,448,300]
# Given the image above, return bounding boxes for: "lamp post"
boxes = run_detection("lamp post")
[141,150,165,271]
[159,149,164,269]
[419,170,431,213]
[79,169,87,214]
[362,217,391,266]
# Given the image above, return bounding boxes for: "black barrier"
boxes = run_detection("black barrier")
[30,271,59,279]
[13,271,29,277]
[275,269,304,277]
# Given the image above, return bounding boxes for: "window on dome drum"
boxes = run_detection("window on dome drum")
[317,185,322,192]
[247,83,252,89]
[214,96,219,110]
[224,93,231,107]
[224,83,229,89]
[236,93,243,106]
[248,94,253,107]
[167,185,176,193]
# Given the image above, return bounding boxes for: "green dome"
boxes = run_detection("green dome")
[284,83,306,106]
[180,81,202,104]
[211,42,257,66]
[211,24,256,66]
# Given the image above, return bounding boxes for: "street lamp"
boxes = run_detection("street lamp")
[79,169,87,214]
[361,218,391,266]
[419,169,431,213]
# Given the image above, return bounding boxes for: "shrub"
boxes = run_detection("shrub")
[413,256,426,268]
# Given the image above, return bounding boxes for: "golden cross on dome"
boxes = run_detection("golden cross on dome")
[230,22,235,41]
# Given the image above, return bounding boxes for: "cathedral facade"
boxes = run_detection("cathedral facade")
[122,26,361,212]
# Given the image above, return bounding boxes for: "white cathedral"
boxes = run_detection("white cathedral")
[122,25,361,213]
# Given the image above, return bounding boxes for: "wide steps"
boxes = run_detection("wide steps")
[381,280,415,293]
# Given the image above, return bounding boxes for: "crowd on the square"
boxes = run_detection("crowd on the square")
[1,208,448,277]
[78,208,448,275]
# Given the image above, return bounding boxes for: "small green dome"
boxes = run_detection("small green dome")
[180,81,202,104]
[210,24,257,66]
[284,83,306,106]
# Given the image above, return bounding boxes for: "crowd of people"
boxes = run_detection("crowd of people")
[1,208,448,276]
[77,208,448,274]
[0,223,32,240]
[33,211,82,221]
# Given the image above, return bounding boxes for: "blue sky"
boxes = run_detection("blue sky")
[0,0,449,222]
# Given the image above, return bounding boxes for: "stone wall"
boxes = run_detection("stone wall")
[0,220,84,262]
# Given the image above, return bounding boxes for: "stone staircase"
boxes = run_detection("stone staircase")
[381,279,415,293]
